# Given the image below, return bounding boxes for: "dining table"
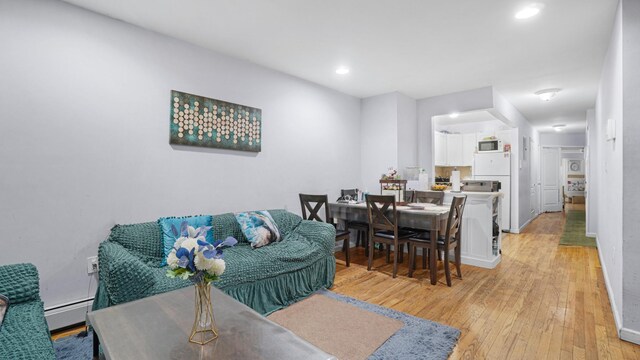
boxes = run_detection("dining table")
[328,202,451,285]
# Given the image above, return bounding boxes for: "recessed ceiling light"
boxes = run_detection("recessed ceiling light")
[552,124,566,132]
[449,112,460,119]
[535,88,561,101]
[515,3,544,19]
[335,66,350,75]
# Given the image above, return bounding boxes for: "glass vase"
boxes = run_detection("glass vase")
[189,282,218,345]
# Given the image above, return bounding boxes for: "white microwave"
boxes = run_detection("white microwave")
[478,139,503,152]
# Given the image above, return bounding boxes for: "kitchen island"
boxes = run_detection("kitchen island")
[443,190,503,269]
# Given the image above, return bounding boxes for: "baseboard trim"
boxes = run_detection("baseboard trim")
[513,213,538,234]
[595,237,623,333]
[586,232,597,238]
[460,255,501,269]
[621,327,640,345]
[45,298,93,331]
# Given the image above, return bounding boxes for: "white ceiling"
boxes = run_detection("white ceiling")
[62,0,618,133]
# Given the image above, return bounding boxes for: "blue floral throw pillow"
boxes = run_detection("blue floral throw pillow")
[158,215,213,266]
[235,211,281,249]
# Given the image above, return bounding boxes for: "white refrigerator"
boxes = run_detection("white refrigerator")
[473,152,511,231]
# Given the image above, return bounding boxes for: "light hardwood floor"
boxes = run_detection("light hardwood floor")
[333,205,640,359]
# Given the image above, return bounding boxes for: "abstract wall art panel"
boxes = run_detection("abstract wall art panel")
[170,90,262,152]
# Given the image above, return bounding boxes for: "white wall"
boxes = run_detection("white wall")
[360,92,419,192]
[593,0,624,335]
[417,87,495,171]
[435,119,510,134]
[360,93,398,193]
[0,0,361,310]
[397,93,418,173]
[621,0,640,337]
[539,133,587,147]
[492,90,540,231]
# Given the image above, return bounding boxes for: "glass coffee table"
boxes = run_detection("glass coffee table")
[88,286,335,360]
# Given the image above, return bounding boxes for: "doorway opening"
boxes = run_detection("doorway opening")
[540,146,585,212]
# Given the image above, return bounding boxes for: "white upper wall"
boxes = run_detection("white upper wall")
[492,90,540,231]
[435,119,510,134]
[397,93,418,174]
[621,0,640,334]
[0,0,361,309]
[539,133,586,147]
[593,0,624,332]
[417,87,495,171]
[360,93,398,193]
[360,92,419,193]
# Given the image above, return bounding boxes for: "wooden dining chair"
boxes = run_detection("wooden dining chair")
[365,195,417,278]
[408,195,467,286]
[299,194,351,266]
[341,188,371,256]
[404,190,446,268]
[412,190,445,205]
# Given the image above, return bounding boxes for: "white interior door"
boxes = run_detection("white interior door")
[535,143,541,215]
[529,137,537,217]
[541,147,562,212]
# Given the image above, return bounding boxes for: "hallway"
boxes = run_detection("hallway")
[333,206,640,359]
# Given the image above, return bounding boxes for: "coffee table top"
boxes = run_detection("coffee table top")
[88,285,335,360]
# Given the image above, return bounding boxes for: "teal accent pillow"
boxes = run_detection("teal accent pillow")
[158,215,213,266]
[235,211,281,249]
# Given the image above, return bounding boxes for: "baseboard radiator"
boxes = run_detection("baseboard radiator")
[44,297,93,331]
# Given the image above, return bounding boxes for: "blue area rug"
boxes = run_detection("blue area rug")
[53,330,92,360]
[54,291,460,359]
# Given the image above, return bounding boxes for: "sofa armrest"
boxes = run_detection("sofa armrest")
[98,242,156,305]
[293,220,336,256]
[0,263,40,304]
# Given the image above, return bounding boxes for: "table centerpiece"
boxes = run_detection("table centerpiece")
[165,222,237,345]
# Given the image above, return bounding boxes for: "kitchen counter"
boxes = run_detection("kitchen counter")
[442,190,503,197]
[443,190,503,269]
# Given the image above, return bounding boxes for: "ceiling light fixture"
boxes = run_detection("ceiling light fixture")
[535,88,561,101]
[449,112,460,119]
[335,66,350,75]
[552,124,566,132]
[515,3,544,19]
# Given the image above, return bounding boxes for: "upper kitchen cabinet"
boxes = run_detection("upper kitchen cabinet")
[462,133,476,166]
[435,132,448,166]
[435,132,476,167]
[447,134,463,165]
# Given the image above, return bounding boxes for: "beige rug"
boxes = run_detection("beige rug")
[267,294,403,360]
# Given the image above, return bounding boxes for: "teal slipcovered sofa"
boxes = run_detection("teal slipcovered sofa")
[0,263,55,360]
[93,210,336,315]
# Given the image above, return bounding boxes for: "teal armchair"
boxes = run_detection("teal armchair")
[0,263,55,360]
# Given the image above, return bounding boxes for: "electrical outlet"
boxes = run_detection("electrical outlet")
[87,256,98,274]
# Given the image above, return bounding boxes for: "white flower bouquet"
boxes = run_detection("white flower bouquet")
[165,221,237,284]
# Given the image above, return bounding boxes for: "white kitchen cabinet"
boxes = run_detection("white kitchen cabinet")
[462,133,476,166]
[435,132,477,167]
[446,134,463,166]
[434,132,447,166]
